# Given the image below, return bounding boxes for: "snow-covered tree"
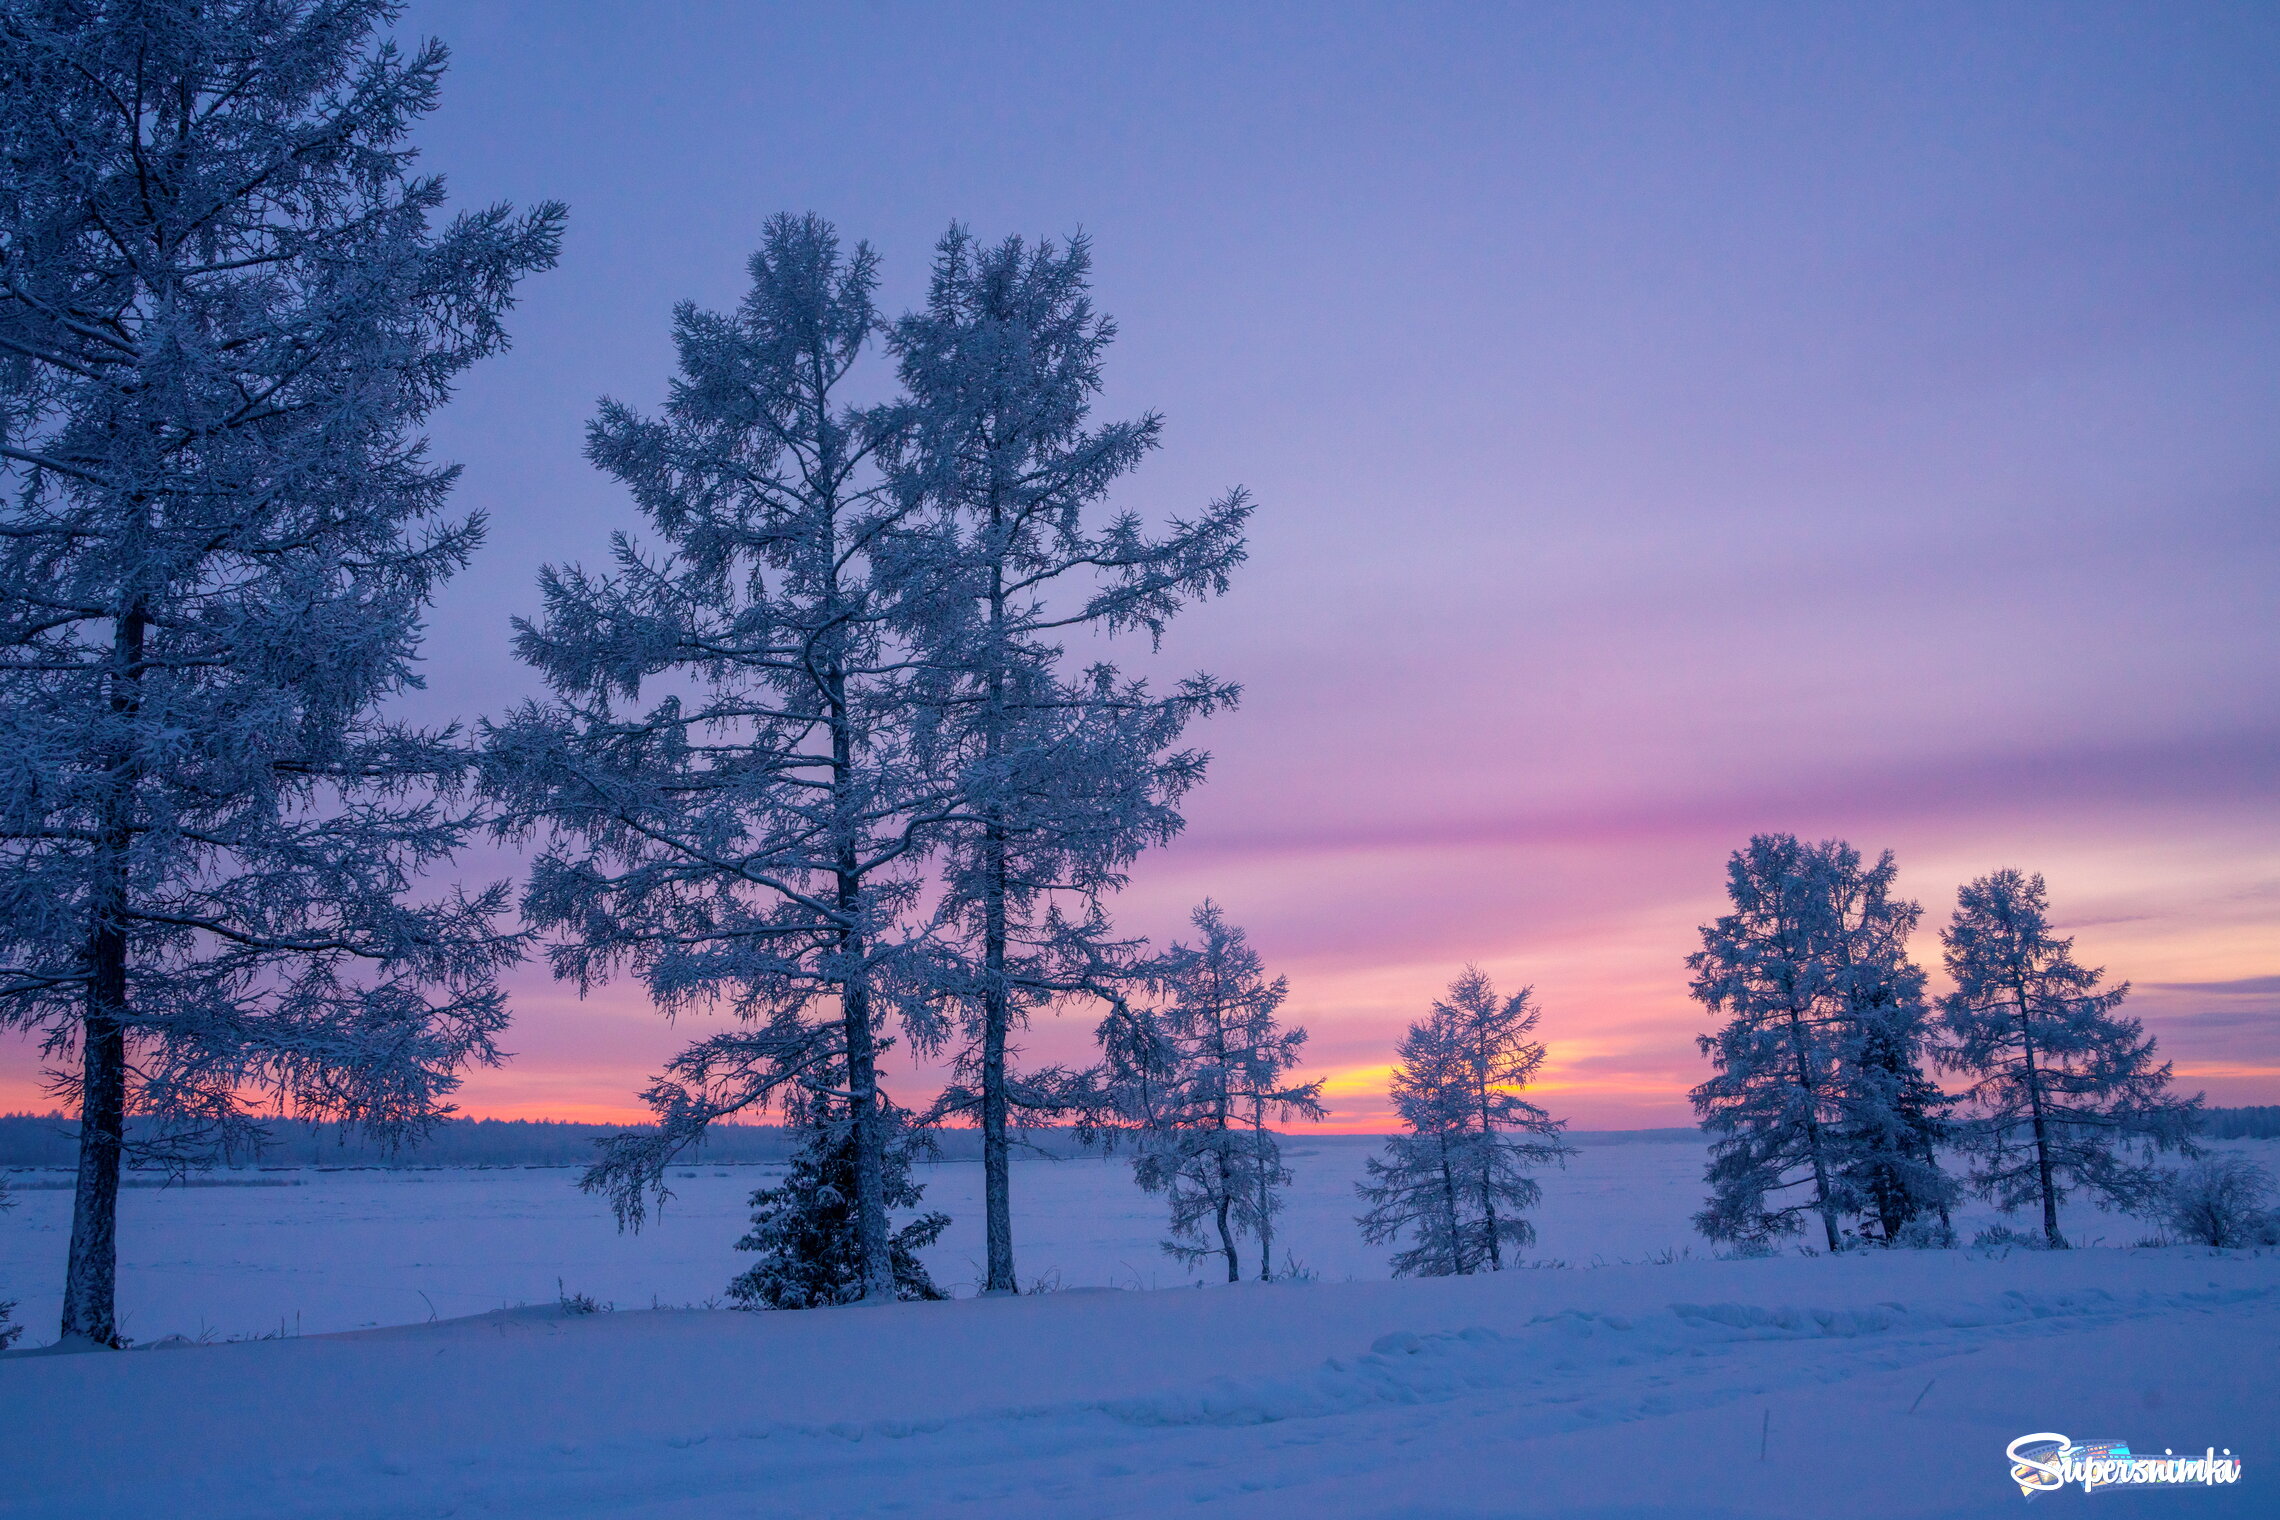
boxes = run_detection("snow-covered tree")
[1688,836,1952,1251]
[1842,1002,1955,1245]
[888,228,1246,1295]
[1828,862,1955,1246]
[0,0,560,1344]
[1937,869,2199,1248]
[1357,968,1572,1276]
[1102,902,1322,1282]
[483,215,955,1303]
[727,1074,948,1308]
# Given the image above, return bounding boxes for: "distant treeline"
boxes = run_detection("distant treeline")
[2203,1106,2280,1140]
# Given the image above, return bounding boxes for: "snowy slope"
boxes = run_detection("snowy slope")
[2,1245,2272,1518]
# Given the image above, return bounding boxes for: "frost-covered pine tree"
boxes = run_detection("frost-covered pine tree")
[1357,968,1571,1276]
[888,228,1246,1295]
[1937,869,2199,1248]
[0,0,560,1345]
[1103,902,1322,1282]
[482,216,951,1303]
[727,1073,948,1309]
[1688,836,1951,1251]
[1823,851,1954,1245]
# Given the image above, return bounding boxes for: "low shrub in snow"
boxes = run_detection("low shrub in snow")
[1890,1217,1957,1250]
[557,1281,607,1315]
[1972,1224,2055,1251]
[2159,1156,2279,1248]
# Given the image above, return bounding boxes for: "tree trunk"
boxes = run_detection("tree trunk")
[1208,984,1239,1281]
[1253,1105,1273,1282]
[977,515,1018,1295]
[840,965,896,1303]
[827,646,894,1304]
[980,828,1014,1294]
[2015,978,2064,1249]
[1786,1000,1841,1252]
[1213,1156,1239,1283]
[62,606,144,1347]
[61,955,126,1346]
[1437,1131,1464,1275]
[1477,1070,1503,1271]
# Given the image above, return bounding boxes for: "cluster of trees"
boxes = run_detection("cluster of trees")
[489,211,1293,1308]
[0,0,1323,1339]
[1688,835,2201,1251]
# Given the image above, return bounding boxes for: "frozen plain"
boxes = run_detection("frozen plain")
[2,1136,2274,1518]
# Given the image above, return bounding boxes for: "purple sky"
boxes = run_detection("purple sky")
[5,1,2274,1127]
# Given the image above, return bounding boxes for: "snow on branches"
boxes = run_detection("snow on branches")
[483,215,946,1302]
[888,227,1245,1293]
[0,0,561,1343]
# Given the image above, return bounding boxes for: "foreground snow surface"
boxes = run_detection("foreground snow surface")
[4,1246,2274,1518]
[5,1141,2276,1515]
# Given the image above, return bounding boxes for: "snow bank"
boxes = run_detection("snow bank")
[3,1245,2271,1518]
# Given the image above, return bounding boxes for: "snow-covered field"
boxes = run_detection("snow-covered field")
[3,1137,2274,1517]
[13,1135,2246,1341]
[0,1135,1730,1339]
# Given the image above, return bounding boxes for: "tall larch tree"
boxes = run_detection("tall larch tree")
[888,227,1246,1295]
[1938,869,2199,1248]
[483,216,950,1303]
[0,0,560,1345]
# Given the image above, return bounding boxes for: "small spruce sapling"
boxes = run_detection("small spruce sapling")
[729,1080,948,1308]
